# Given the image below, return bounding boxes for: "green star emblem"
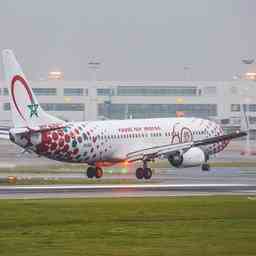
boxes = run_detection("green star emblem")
[27,103,39,118]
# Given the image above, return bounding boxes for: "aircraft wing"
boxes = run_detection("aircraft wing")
[193,131,247,147]
[127,142,193,162]
[127,131,247,162]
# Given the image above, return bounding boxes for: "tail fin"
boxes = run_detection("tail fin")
[2,50,64,128]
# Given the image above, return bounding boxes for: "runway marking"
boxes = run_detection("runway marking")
[1,183,256,199]
[0,183,252,190]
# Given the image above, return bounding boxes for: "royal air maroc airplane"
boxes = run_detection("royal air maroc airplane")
[0,50,247,179]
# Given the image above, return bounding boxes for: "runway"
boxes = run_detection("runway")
[1,183,256,199]
[1,165,256,198]
[1,140,256,199]
[1,166,256,183]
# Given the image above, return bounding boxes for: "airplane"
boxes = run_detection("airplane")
[0,50,247,179]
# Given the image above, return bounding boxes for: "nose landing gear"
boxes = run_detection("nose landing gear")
[201,163,210,171]
[201,153,210,171]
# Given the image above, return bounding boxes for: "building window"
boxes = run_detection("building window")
[98,104,126,119]
[97,88,113,96]
[3,103,10,111]
[116,86,197,96]
[221,119,230,125]
[41,103,84,111]
[3,102,84,112]
[3,88,57,96]
[231,104,240,112]
[32,88,57,96]
[231,117,241,125]
[249,116,256,124]
[64,88,84,96]
[3,88,9,96]
[249,105,256,112]
[98,103,217,119]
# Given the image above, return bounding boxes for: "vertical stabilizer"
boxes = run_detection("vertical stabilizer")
[2,50,64,128]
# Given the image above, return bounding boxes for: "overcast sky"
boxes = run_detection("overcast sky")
[0,0,255,81]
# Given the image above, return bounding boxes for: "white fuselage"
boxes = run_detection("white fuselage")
[12,117,227,165]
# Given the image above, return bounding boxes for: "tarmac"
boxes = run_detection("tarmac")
[1,139,256,199]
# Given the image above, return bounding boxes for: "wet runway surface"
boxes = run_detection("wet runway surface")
[1,183,256,199]
[1,167,256,198]
[1,139,256,198]
[1,166,256,183]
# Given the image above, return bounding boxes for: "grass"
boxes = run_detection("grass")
[0,197,256,255]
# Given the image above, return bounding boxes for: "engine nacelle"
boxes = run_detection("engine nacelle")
[168,147,206,168]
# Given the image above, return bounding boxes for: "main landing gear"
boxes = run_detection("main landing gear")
[86,166,103,179]
[135,161,153,180]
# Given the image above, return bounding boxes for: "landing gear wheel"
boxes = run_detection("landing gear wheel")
[87,166,96,178]
[202,163,210,172]
[95,167,103,179]
[136,167,144,179]
[144,168,152,180]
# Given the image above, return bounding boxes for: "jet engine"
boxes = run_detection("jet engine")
[168,147,206,168]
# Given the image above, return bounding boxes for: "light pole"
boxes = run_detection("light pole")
[88,61,101,81]
[184,66,191,81]
[88,60,101,120]
[241,58,254,155]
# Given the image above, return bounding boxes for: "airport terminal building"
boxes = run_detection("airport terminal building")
[0,79,256,137]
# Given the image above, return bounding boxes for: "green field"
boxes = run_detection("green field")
[0,197,256,255]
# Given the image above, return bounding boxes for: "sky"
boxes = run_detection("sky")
[0,0,255,81]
